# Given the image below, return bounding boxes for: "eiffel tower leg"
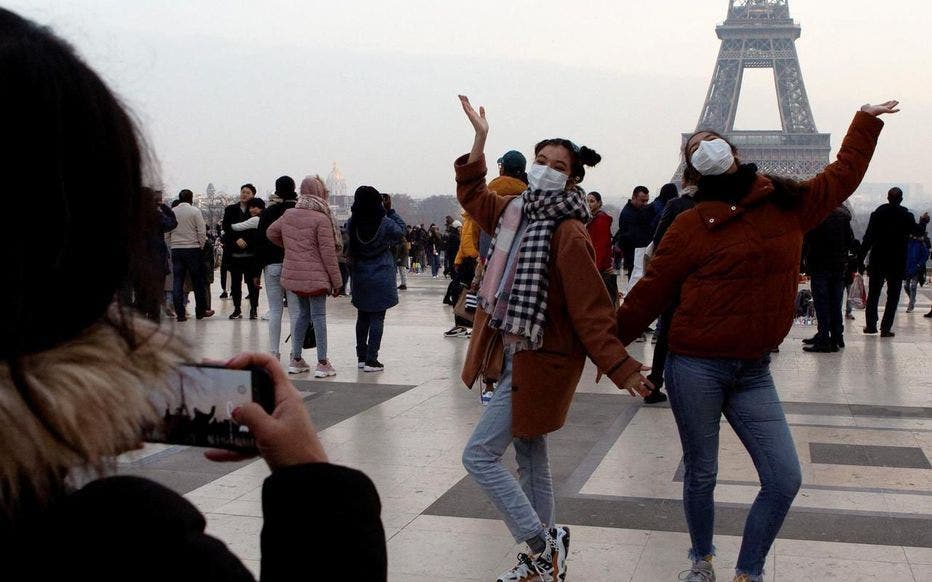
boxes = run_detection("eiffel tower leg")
[773,42,817,133]
[697,40,744,133]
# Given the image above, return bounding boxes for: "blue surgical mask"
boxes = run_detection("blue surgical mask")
[528,163,569,192]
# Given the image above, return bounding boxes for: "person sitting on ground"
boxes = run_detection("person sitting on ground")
[0,8,386,580]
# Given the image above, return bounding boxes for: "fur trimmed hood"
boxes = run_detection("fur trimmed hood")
[0,310,185,518]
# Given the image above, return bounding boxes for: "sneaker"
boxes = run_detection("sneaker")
[644,389,668,404]
[314,361,337,378]
[196,310,215,320]
[497,553,543,582]
[229,310,242,320]
[535,527,570,582]
[444,326,467,337]
[880,330,896,338]
[397,284,407,290]
[679,559,716,581]
[288,358,311,374]
[462,329,472,339]
[907,305,915,313]
[249,309,258,320]
[219,292,229,299]
[480,389,494,405]
[363,360,384,372]
[925,310,932,319]
[863,326,878,334]
[357,359,365,369]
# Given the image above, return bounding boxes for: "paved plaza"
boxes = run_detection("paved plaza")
[118,275,932,581]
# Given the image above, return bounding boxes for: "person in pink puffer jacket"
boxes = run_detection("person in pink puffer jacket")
[266,176,343,377]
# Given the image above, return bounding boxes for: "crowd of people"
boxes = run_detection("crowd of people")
[1,6,925,582]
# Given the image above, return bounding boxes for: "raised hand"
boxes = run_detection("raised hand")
[860,100,900,117]
[459,95,488,136]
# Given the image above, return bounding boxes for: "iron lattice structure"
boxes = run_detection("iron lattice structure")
[675,0,830,182]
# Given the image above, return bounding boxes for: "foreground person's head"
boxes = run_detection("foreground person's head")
[682,130,740,186]
[531,139,601,191]
[0,8,180,514]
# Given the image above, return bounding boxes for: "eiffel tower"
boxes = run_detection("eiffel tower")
[675,0,830,181]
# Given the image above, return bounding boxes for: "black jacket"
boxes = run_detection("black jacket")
[652,195,697,248]
[222,203,250,254]
[860,202,918,277]
[257,199,297,267]
[6,463,386,581]
[804,206,854,275]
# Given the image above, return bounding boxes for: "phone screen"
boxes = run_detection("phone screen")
[144,365,269,451]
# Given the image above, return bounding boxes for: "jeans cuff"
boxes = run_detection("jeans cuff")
[687,546,716,562]
[735,569,764,582]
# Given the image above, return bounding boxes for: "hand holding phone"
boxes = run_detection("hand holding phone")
[204,353,328,471]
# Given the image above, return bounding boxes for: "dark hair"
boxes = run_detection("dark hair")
[240,183,257,195]
[1,8,160,358]
[502,166,529,185]
[274,175,295,196]
[888,187,904,204]
[633,186,649,197]
[170,199,181,208]
[534,138,601,184]
[349,185,385,257]
[178,189,193,203]
[588,191,602,204]
[246,198,266,210]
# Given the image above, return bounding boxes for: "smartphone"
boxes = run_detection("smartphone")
[143,364,275,452]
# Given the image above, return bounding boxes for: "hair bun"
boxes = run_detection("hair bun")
[578,146,601,167]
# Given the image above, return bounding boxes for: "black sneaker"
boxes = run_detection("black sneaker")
[363,360,384,372]
[229,311,242,320]
[880,330,896,338]
[219,292,229,299]
[644,389,668,404]
[863,327,878,334]
[249,310,258,320]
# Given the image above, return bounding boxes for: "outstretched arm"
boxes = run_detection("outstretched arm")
[454,95,511,235]
[459,95,488,165]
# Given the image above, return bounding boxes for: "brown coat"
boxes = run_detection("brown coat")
[456,155,643,438]
[617,111,884,357]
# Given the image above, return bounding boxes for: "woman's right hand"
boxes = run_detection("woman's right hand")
[860,100,900,117]
[205,352,328,471]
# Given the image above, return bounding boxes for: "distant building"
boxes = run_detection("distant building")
[326,162,351,222]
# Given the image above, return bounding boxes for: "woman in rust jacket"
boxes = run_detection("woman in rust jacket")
[617,101,899,582]
[456,95,652,582]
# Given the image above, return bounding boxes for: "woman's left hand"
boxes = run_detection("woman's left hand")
[622,366,654,398]
[860,100,900,117]
[236,238,247,249]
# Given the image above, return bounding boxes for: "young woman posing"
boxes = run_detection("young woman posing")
[616,100,899,582]
[456,95,652,582]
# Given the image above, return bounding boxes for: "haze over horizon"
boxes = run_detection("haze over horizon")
[8,1,931,210]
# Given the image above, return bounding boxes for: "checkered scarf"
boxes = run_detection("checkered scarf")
[482,186,591,350]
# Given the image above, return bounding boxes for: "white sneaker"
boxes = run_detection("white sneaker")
[679,559,716,581]
[497,553,543,582]
[314,361,336,378]
[363,360,384,372]
[535,527,570,582]
[357,360,365,369]
[288,358,311,374]
[444,326,467,337]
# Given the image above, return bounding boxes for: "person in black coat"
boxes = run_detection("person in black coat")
[0,9,387,580]
[615,186,656,278]
[642,191,697,404]
[222,184,256,301]
[802,205,855,352]
[859,187,928,336]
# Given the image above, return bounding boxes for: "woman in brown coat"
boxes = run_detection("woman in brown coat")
[617,101,899,582]
[456,95,652,582]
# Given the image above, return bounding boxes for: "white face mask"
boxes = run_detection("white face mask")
[690,138,735,177]
[527,163,569,192]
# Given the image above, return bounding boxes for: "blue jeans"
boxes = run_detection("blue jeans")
[810,272,845,344]
[666,353,801,578]
[264,264,284,356]
[462,353,554,543]
[171,248,207,317]
[430,253,440,277]
[286,291,328,362]
[355,310,385,362]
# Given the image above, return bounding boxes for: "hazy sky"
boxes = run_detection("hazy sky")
[8,1,931,208]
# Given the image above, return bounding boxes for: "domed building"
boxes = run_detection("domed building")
[326,162,351,221]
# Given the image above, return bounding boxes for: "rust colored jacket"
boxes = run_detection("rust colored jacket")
[617,112,884,357]
[456,154,643,438]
